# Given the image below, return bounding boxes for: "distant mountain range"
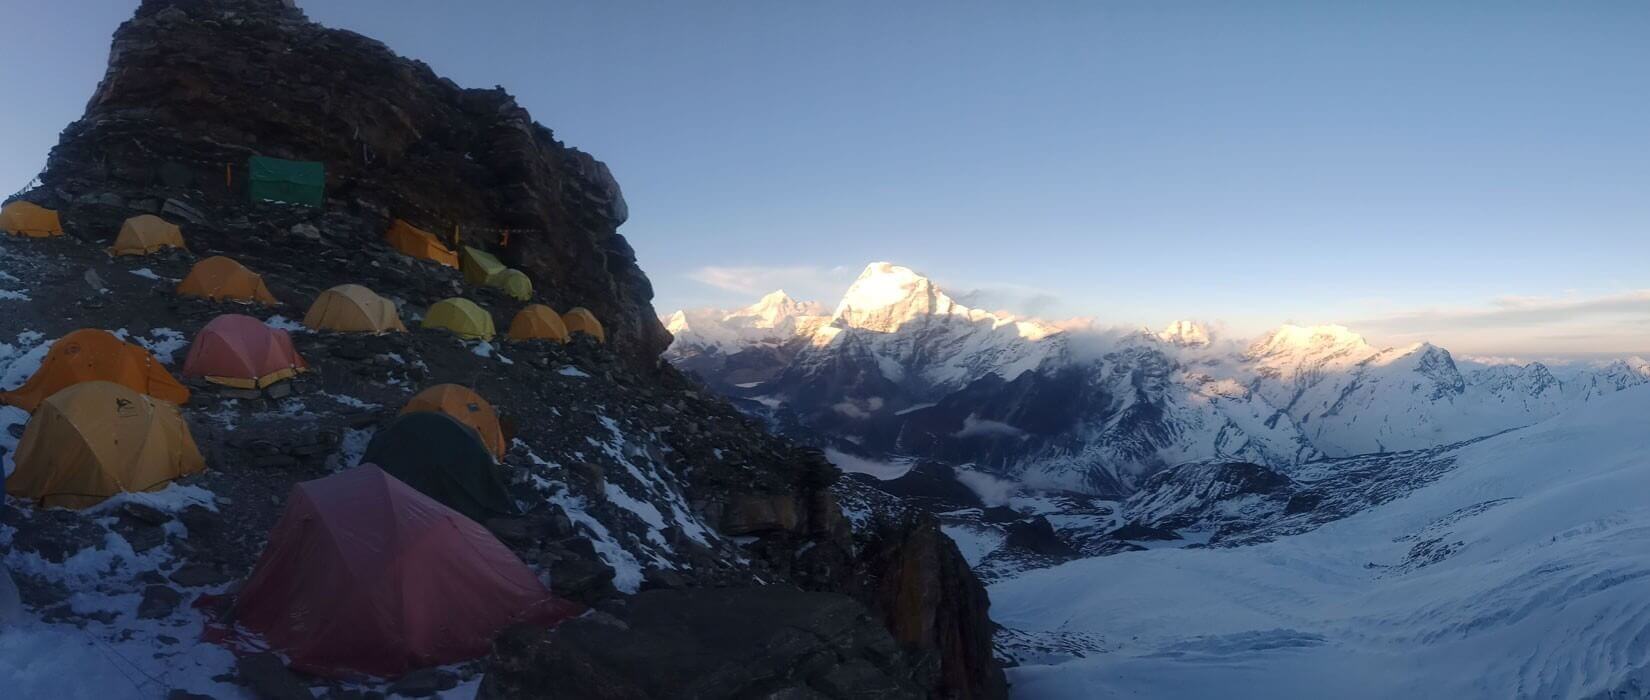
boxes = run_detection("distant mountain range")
[665,262,1650,495]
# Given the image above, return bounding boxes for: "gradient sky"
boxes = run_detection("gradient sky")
[3,1,1646,356]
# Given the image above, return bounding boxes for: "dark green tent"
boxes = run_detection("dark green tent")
[360,412,517,523]
[248,155,325,207]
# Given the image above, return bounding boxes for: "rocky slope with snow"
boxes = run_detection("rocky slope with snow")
[0,2,1007,698]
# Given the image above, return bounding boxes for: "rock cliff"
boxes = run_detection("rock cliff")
[37,0,668,368]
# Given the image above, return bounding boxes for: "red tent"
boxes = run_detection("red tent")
[233,465,580,678]
[181,314,308,389]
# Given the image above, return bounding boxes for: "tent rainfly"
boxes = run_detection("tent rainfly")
[487,268,532,301]
[562,307,605,343]
[6,381,205,509]
[400,384,507,459]
[0,201,63,237]
[384,220,458,268]
[507,305,569,343]
[0,329,190,412]
[177,256,277,305]
[361,411,516,523]
[109,215,187,256]
[181,314,308,389]
[304,284,406,334]
[460,247,507,286]
[232,465,580,678]
[422,298,495,341]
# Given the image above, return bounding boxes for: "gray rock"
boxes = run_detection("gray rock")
[478,587,929,700]
[138,584,183,619]
[236,652,314,700]
[289,222,321,240]
[162,197,207,224]
[169,563,231,588]
[387,667,457,697]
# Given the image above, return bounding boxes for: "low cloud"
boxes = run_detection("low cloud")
[953,414,1027,439]
[954,468,1017,507]
[1351,290,1650,354]
[951,282,1068,319]
[686,264,854,301]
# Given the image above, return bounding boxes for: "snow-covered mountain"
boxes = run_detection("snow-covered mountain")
[993,383,1650,698]
[666,262,1065,408]
[666,264,1650,494]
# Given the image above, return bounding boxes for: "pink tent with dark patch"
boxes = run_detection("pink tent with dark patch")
[232,465,581,678]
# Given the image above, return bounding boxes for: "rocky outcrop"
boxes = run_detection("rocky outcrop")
[36,0,667,367]
[478,587,932,699]
[856,513,1008,700]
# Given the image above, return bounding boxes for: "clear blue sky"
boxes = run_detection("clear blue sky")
[3,1,1647,355]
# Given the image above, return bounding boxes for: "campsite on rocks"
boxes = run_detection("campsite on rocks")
[5,1,1649,699]
[0,1,1002,698]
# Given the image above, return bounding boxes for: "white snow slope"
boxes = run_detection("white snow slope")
[993,383,1650,698]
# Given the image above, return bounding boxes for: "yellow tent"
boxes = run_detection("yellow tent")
[304,284,407,333]
[507,304,569,343]
[0,201,63,238]
[488,268,533,301]
[422,298,495,340]
[6,381,205,509]
[563,307,606,343]
[460,246,507,286]
[110,214,187,256]
[177,256,278,305]
[400,384,507,459]
[384,220,458,268]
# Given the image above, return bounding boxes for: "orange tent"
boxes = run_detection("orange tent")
[181,314,308,389]
[507,304,569,343]
[0,201,63,238]
[384,219,458,268]
[0,329,190,412]
[400,384,507,459]
[562,307,605,343]
[110,214,187,256]
[7,381,205,509]
[176,256,278,305]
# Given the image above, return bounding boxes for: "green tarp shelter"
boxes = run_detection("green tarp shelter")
[361,411,517,523]
[460,246,507,286]
[248,156,325,207]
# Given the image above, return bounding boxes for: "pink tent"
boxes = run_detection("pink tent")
[181,314,307,389]
[233,465,580,678]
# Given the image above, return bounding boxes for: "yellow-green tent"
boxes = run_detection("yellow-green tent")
[460,247,507,286]
[422,298,495,340]
[488,268,532,301]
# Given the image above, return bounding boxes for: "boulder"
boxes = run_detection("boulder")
[477,587,929,699]
[858,514,1008,700]
[720,494,799,535]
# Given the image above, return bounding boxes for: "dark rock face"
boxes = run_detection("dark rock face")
[849,461,984,512]
[478,587,931,700]
[855,514,1009,700]
[1003,515,1077,559]
[37,0,667,367]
